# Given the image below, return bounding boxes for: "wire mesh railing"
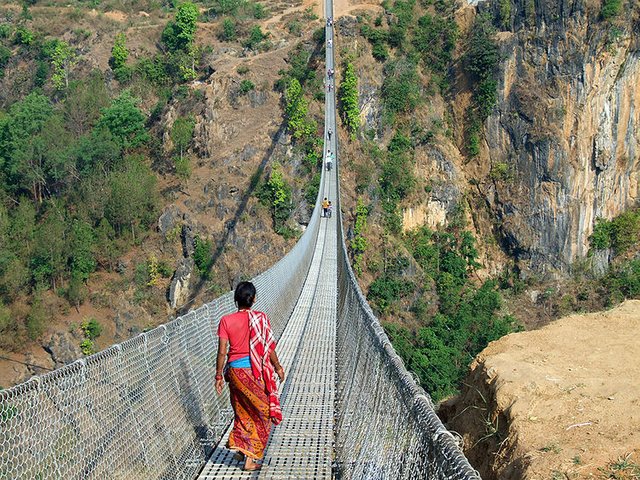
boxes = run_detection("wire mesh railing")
[0,169,326,480]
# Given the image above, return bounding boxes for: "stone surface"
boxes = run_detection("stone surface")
[480,0,640,276]
[44,332,83,369]
[169,257,195,309]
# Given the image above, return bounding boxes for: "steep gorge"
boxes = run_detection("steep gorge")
[481,0,640,277]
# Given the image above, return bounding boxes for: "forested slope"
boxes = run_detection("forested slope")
[0,0,327,386]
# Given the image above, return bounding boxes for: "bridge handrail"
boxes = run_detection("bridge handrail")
[0,143,329,480]
[328,26,480,480]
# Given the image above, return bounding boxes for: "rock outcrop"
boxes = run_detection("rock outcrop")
[442,300,640,479]
[169,257,195,309]
[481,0,640,276]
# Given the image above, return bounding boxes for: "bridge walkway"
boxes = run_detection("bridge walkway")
[197,6,338,478]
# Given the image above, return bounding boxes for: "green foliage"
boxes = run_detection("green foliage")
[590,209,640,255]
[413,14,458,76]
[284,78,315,140]
[379,227,515,401]
[499,0,511,29]
[110,33,129,71]
[466,14,499,122]
[0,46,10,77]
[244,25,267,50]
[193,235,213,279]
[162,2,199,52]
[276,43,317,88]
[80,339,95,355]
[81,317,102,340]
[239,79,255,94]
[601,0,622,19]
[69,220,96,281]
[0,24,12,39]
[220,18,237,41]
[361,25,389,61]
[171,115,195,160]
[105,155,158,238]
[258,163,292,233]
[14,27,34,46]
[304,172,321,209]
[604,259,640,305]
[51,40,77,90]
[338,62,359,138]
[97,91,148,149]
[381,59,421,116]
[26,297,46,340]
[352,199,368,274]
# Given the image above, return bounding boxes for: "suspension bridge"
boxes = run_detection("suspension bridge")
[0,0,481,478]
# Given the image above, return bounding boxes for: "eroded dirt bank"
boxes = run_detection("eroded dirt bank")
[442,300,640,479]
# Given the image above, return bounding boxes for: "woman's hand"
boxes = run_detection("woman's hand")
[216,377,225,395]
[275,366,285,382]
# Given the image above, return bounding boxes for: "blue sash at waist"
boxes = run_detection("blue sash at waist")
[228,356,251,368]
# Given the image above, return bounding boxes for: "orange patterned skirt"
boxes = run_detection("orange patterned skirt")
[225,367,272,459]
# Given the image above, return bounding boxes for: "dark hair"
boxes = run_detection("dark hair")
[234,281,256,308]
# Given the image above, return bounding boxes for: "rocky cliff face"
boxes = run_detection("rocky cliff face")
[482,0,640,276]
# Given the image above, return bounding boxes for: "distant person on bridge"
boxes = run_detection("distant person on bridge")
[322,197,330,217]
[216,281,285,471]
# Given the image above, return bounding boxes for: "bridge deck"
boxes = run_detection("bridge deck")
[197,17,338,476]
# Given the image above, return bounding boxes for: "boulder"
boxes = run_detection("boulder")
[169,257,195,309]
[44,332,83,368]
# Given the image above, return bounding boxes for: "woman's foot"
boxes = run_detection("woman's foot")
[243,458,262,471]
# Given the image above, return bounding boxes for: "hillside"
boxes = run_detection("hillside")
[0,0,327,386]
[442,300,640,479]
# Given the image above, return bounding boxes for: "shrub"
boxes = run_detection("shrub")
[220,18,237,41]
[193,236,213,279]
[80,339,95,355]
[381,59,421,115]
[338,62,359,138]
[14,27,34,46]
[601,0,622,19]
[81,317,102,340]
[257,163,292,232]
[244,25,266,50]
[239,79,255,94]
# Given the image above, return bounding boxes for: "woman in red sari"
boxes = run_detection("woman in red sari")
[215,281,285,471]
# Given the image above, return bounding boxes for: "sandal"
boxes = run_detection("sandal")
[243,460,262,471]
[232,452,245,461]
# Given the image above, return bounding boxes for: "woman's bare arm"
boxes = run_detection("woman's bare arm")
[269,349,285,381]
[215,338,229,394]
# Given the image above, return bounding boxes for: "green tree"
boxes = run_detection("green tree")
[105,155,158,239]
[31,204,67,290]
[284,78,314,140]
[162,2,199,52]
[69,220,96,281]
[171,115,195,161]
[110,33,130,81]
[51,41,77,90]
[258,163,292,233]
[26,295,46,340]
[97,91,149,149]
[601,0,622,19]
[338,62,359,138]
[244,25,266,50]
[352,199,368,274]
[0,45,10,77]
[110,33,128,70]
